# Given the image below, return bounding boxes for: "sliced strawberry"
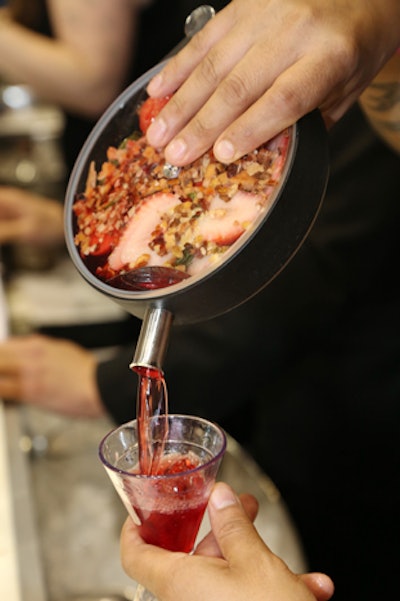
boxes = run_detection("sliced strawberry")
[196,191,263,246]
[108,192,179,271]
[88,231,119,256]
[138,95,171,134]
[266,130,291,183]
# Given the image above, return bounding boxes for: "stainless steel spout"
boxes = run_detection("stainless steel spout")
[130,306,173,372]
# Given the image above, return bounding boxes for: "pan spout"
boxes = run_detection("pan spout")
[130,306,173,372]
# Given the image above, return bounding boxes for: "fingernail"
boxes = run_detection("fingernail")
[147,73,163,96]
[147,117,167,146]
[165,138,187,163]
[214,139,235,162]
[210,483,238,510]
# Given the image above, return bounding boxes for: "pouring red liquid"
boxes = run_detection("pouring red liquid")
[129,365,213,552]
[133,365,168,475]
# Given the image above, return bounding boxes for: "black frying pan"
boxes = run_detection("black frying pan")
[65,66,328,317]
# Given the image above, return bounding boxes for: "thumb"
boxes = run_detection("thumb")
[207,482,266,564]
[300,573,335,601]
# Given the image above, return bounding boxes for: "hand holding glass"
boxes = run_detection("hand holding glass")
[99,414,226,600]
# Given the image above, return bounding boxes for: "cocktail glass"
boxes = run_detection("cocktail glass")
[99,414,227,601]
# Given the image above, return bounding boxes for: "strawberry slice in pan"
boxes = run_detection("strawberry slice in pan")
[108,192,179,271]
[138,95,171,134]
[196,191,263,246]
[89,231,119,256]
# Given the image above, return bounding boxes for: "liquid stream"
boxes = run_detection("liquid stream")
[133,364,169,475]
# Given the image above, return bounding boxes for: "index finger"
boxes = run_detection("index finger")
[120,517,192,593]
[146,11,254,154]
[120,516,166,579]
[121,516,226,601]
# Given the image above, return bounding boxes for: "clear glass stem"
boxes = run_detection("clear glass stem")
[134,583,158,601]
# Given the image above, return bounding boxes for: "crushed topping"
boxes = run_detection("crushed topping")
[73,131,290,283]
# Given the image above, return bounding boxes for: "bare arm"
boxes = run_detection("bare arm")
[359,53,400,155]
[0,335,104,417]
[0,0,140,117]
[144,0,400,165]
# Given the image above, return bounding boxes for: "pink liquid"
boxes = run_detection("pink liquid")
[135,499,208,552]
[131,367,209,552]
[131,453,208,552]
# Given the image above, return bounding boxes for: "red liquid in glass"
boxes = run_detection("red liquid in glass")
[135,498,208,552]
[132,453,208,552]
[131,365,210,552]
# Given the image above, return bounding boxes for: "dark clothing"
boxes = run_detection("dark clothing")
[248,105,400,600]
[98,104,400,601]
